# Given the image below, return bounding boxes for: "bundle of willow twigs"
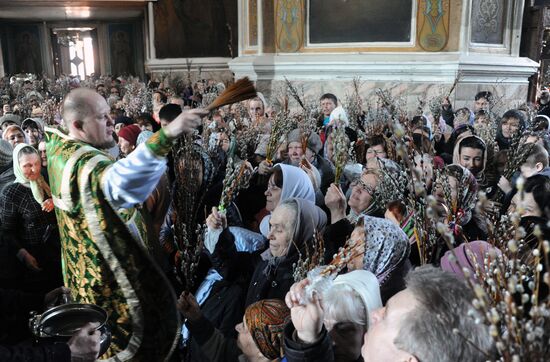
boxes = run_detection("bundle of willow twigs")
[332,120,349,183]
[265,111,294,165]
[218,158,254,212]
[293,229,326,282]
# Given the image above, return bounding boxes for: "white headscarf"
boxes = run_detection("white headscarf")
[259,163,315,237]
[333,270,383,328]
[256,91,268,110]
[535,114,550,132]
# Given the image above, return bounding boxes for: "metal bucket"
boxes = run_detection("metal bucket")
[29,303,111,356]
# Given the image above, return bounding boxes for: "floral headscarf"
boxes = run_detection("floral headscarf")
[245,299,290,360]
[361,215,410,285]
[347,158,402,222]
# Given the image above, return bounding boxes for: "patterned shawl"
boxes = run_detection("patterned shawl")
[361,215,410,285]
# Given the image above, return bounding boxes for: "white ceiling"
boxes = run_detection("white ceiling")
[0,1,150,21]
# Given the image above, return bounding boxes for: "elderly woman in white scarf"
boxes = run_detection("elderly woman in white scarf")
[283,270,382,362]
[182,168,316,355]
[206,163,315,244]
[0,144,61,294]
[209,198,327,306]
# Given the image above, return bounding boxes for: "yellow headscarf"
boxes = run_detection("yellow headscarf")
[13,143,51,204]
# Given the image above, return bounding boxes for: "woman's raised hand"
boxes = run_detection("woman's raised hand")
[285,279,324,344]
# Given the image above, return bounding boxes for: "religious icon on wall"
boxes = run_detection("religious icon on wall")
[111,31,132,75]
[418,0,450,52]
[470,0,506,45]
[15,31,42,74]
[109,24,135,76]
[276,0,304,52]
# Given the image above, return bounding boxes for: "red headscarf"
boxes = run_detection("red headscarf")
[118,124,142,147]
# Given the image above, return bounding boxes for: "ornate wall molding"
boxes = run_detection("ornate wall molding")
[229,53,537,84]
[275,0,304,53]
[418,0,451,51]
[248,0,258,47]
[145,57,232,74]
[471,0,507,44]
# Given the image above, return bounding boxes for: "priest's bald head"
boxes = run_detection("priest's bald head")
[61,88,116,149]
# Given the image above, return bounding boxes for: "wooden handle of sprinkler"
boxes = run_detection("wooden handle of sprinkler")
[447,73,461,98]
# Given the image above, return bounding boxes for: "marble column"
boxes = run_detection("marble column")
[0,35,5,77]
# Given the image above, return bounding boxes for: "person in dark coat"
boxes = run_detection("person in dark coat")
[209,198,327,307]
[0,140,16,290]
[178,295,290,362]
[0,144,61,294]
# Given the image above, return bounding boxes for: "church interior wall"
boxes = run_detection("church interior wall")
[229,0,538,111]
[0,18,144,79]
[0,0,542,109]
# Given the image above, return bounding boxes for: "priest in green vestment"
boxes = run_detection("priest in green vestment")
[45,88,207,361]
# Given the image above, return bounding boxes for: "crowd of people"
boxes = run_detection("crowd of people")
[0,72,549,361]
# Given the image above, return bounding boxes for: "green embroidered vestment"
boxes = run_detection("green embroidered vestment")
[45,127,179,361]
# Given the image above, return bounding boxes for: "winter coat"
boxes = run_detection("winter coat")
[213,199,327,307]
[186,280,247,362]
[186,314,241,362]
[0,183,61,294]
[0,165,14,195]
[211,228,296,308]
[283,324,335,362]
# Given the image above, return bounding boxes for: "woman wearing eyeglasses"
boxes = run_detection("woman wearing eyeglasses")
[322,169,379,263]
[364,135,389,161]
[323,157,403,263]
